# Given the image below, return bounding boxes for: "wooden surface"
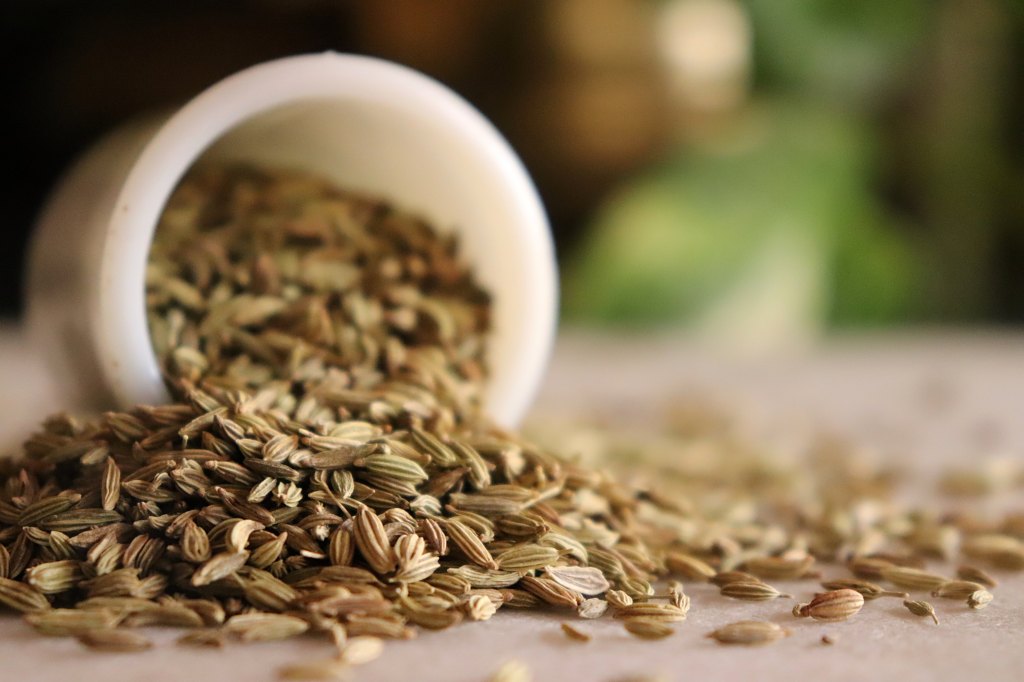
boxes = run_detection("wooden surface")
[1,328,1023,682]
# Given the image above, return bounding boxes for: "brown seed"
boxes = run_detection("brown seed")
[495,544,560,571]
[519,575,583,608]
[820,578,907,600]
[225,613,310,642]
[880,566,948,591]
[903,599,940,624]
[18,493,83,526]
[278,659,349,681]
[77,629,152,653]
[577,598,608,619]
[612,603,687,622]
[707,620,790,646]
[623,618,675,640]
[488,660,532,682]
[0,578,51,612]
[544,566,611,596]
[177,629,226,648]
[561,622,591,642]
[191,551,250,586]
[25,608,121,636]
[796,589,864,622]
[605,589,633,608]
[741,556,814,580]
[956,565,998,588]
[665,552,716,581]
[848,557,894,580]
[445,520,498,571]
[967,589,993,610]
[932,580,986,600]
[181,521,212,563]
[710,571,764,587]
[720,582,790,602]
[353,509,397,575]
[101,458,121,512]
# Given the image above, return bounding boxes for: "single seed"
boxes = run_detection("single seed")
[577,598,608,619]
[623,618,675,640]
[796,589,864,622]
[820,578,907,600]
[77,629,152,653]
[544,566,610,596]
[956,565,998,589]
[932,580,986,600]
[488,660,532,682]
[967,589,993,610]
[711,571,764,587]
[665,552,716,581]
[903,599,940,624]
[880,566,948,591]
[720,582,790,602]
[561,622,591,642]
[707,620,790,646]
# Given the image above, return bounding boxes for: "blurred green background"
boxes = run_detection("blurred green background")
[4,0,1023,345]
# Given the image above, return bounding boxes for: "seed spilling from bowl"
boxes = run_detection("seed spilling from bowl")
[0,162,1018,680]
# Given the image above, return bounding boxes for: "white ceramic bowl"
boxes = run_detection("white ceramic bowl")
[26,53,558,428]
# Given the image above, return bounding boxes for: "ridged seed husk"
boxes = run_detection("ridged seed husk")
[77,629,153,652]
[711,571,764,587]
[543,566,610,596]
[612,603,687,622]
[577,598,609,619]
[495,544,560,571]
[967,589,993,609]
[225,613,310,641]
[0,578,51,612]
[740,556,814,581]
[820,578,907,600]
[605,589,634,608]
[18,494,82,527]
[720,582,790,601]
[519,575,583,608]
[932,580,986,599]
[177,628,226,648]
[191,551,250,586]
[880,566,948,591]
[665,552,716,581]
[25,608,121,636]
[708,620,790,646]
[796,589,864,621]
[903,599,940,624]
[445,520,498,570]
[623,618,675,640]
[956,565,998,588]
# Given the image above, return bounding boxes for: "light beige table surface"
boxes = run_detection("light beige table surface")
[1,328,1022,682]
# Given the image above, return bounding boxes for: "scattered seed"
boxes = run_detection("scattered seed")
[796,589,864,622]
[903,599,940,624]
[720,582,790,602]
[967,589,993,610]
[561,622,591,642]
[77,629,152,652]
[707,621,790,646]
[623,618,675,640]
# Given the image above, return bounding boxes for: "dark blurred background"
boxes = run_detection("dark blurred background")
[3,0,1023,344]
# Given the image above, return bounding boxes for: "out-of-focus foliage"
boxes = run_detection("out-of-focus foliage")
[564,0,1018,336]
[564,103,921,335]
[747,0,930,104]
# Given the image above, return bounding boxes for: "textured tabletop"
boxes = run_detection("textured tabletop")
[1,329,1022,682]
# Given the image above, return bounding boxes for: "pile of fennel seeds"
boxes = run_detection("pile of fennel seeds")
[0,164,1020,681]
